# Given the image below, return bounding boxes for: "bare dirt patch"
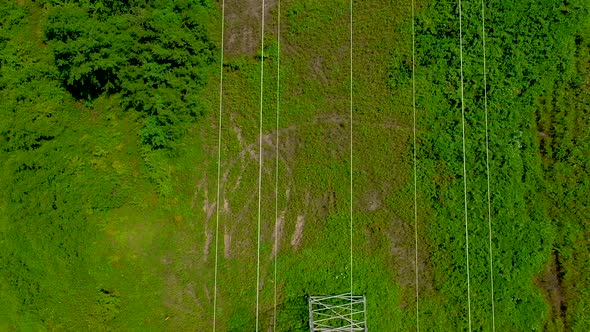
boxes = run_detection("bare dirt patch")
[203,229,213,260]
[224,0,277,58]
[206,110,410,265]
[224,228,232,258]
[290,215,306,249]
[163,273,204,321]
[310,56,329,83]
[223,198,230,213]
[270,210,286,259]
[191,177,217,261]
[214,113,409,258]
[536,251,567,328]
[385,217,433,309]
[360,189,383,212]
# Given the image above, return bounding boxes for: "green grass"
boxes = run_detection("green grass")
[0,0,589,331]
[206,0,425,330]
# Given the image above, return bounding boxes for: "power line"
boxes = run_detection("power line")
[255,0,265,330]
[349,0,354,318]
[411,0,420,330]
[481,0,496,329]
[212,0,225,330]
[458,0,472,330]
[273,0,281,330]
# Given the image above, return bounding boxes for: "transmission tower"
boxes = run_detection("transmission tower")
[308,293,367,331]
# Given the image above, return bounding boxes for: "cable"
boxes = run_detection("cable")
[255,0,265,330]
[458,0,472,330]
[411,0,420,330]
[212,1,225,330]
[481,0,496,329]
[349,1,354,326]
[272,0,281,330]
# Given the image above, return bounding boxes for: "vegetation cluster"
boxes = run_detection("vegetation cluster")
[396,0,589,329]
[1,0,217,329]
[0,0,588,330]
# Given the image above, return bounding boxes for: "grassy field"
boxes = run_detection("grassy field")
[0,0,588,331]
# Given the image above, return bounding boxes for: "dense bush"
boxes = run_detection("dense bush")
[0,1,218,328]
[388,0,590,329]
[44,0,216,149]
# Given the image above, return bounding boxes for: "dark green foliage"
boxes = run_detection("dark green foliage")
[0,3,25,44]
[0,0,588,330]
[537,14,590,328]
[44,4,131,99]
[0,1,216,329]
[0,27,127,325]
[387,0,590,329]
[44,0,216,151]
[44,0,215,103]
[140,115,169,150]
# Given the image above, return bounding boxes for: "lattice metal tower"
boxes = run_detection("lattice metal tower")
[308,293,367,331]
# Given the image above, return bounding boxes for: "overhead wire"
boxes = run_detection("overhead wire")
[411,0,420,330]
[458,0,473,330]
[480,0,496,329]
[255,0,266,330]
[212,0,225,330]
[349,0,355,318]
[272,0,281,330]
